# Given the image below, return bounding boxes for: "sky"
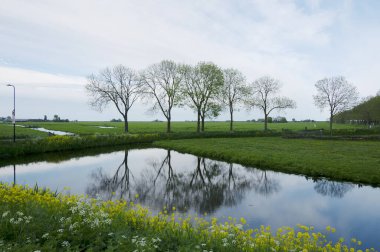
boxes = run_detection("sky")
[0,0,379,122]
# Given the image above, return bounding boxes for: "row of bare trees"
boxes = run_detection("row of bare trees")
[86,60,359,133]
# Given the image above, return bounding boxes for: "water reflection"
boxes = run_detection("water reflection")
[86,150,281,213]
[1,148,380,247]
[86,150,132,200]
[313,178,355,198]
[252,170,280,196]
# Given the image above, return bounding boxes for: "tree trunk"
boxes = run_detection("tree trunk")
[197,109,201,133]
[264,113,268,131]
[167,115,171,133]
[124,114,129,133]
[201,115,205,132]
[230,108,233,131]
[329,113,333,136]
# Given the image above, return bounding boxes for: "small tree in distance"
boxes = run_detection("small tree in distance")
[221,68,249,131]
[86,65,141,133]
[245,76,296,131]
[53,114,60,122]
[313,76,359,135]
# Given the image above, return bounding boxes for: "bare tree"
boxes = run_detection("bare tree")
[182,62,224,132]
[86,65,141,133]
[313,76,359,135]
[221,68,249,131]
[245,76,296,131]
[141,60,183,133]
[377,90,380,96]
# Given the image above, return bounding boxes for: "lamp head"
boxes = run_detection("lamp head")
[6,84,12,87]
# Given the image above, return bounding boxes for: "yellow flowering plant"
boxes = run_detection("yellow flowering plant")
[0,183,377,251]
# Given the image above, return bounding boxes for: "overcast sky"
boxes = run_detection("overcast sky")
[0,0,379,121]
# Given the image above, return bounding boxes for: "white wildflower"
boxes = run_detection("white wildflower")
[62,241,70,247]
[139,240,146,247]
[236,224,243,230]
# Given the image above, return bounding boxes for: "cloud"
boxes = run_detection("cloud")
[0,66,86,100]
[0,0,379,121]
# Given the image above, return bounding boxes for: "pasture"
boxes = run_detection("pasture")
[0,121,366,139]
[154,137,380,186]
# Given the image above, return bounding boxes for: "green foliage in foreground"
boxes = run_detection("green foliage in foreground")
[0,183,375,251]
[154,137,380,186]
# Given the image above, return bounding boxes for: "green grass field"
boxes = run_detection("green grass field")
[0,121,365,139]
[0,124,47,139]
[154,137,380,186]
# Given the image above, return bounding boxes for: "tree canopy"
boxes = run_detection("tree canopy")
[335,95,380,125]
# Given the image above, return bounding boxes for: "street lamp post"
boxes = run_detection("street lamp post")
[6,84,16,142]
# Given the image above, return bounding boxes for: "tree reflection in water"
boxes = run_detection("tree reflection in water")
[86,150,281,214]
[252,170,280,196]
[313,178,355,198]
[86,150,133,201]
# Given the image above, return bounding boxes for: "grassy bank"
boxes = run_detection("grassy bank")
[0,183,374,251]
[154,137,380,186]
[0,134,158,159]
[0,131,279,159]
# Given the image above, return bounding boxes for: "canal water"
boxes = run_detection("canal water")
[0,148,379,248]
